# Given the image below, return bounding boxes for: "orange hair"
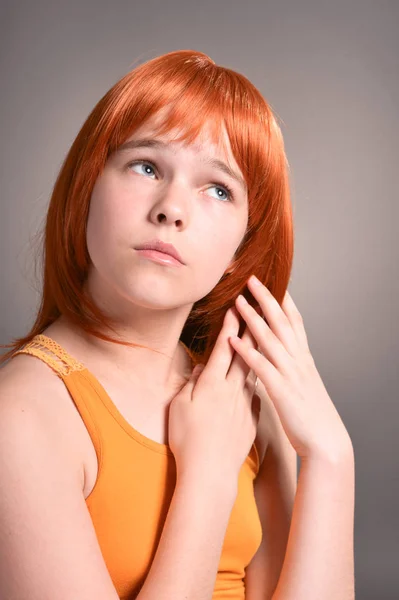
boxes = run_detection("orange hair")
[0,49,294,367]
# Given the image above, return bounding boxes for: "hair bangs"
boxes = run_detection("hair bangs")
[109,61,237,170]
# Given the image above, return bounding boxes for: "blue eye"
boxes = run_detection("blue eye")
[207,183,234,202]
[128,160,157,178]
[126,159,234,202]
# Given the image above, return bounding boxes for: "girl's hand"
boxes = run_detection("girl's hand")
[229,275,353,462]
[169,307,260,483]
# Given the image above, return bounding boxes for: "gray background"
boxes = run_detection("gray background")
[1,0,398,597]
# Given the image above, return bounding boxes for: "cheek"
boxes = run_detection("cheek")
[86,184,127,262]
[205,223,245,260]
[192,227,242,289]
[88,175,135,239]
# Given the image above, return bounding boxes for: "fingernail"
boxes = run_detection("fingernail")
[249,275,261,286]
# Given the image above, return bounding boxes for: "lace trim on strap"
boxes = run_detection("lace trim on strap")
[12,334,86,377]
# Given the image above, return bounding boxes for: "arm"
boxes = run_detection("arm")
[0,382,121,600]
[226,278,356,600]
[136,469,237,600]
[0,375,237,600]
[271,446,356,600]
[245,382,298,600]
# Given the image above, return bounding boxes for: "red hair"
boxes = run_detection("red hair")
[0,49,294,366]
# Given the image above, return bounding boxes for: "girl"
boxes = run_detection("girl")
[0,50,354,600]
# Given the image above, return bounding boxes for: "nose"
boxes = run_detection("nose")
[149,180,189,229]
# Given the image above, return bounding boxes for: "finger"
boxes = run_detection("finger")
[234,299,288,370]
[202,307,241,381]
[228,333,283,406]
[245,368,258,391]
[281,289,311,351]
[249,373,259,395]
[226,309,258,387]
[183,362,206,400]
[246,278,299,357]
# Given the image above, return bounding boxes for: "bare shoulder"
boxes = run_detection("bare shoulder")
[0,354,119,599]
[0,353,86,491]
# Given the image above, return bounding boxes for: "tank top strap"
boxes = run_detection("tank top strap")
[13,334,196,376]
[11,334,86,378]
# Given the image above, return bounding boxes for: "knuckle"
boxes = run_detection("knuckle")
[293,310,304,324]
[274,311,287,327]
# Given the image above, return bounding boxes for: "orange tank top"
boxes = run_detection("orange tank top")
[12,334,262,599]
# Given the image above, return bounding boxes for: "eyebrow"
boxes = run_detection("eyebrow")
[114,138,247,192]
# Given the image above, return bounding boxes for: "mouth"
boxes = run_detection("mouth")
[134,239,185,265]
[135,248,184,267]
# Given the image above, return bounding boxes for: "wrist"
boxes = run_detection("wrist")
[176,466,238,503]
[302,440,354,470]
[301,432,354,466]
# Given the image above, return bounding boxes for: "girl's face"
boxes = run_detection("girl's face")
[85,109,249,314]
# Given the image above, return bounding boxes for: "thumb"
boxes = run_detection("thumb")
[187,363,205,389]
[172,364,205,405]
[193,363,205,378]
[180,364,205,399]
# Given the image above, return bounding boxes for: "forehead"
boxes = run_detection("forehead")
[127,106,236,165]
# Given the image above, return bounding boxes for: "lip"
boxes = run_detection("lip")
[134,239,185,264]
[136,248,183,267]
